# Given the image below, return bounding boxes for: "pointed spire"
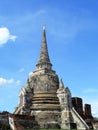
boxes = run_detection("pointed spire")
[59,78,64,89]
[36,26,52,70]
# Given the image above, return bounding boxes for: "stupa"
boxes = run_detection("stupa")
[14,26,93,129]
[14,26,61,128]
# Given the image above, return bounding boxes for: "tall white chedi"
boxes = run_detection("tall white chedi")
[14,27,90,130]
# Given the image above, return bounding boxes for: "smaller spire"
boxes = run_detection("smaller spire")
[59,78,64,89]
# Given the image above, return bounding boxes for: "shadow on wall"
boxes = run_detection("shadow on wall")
[0,112,40,130]
[10,114,40,130]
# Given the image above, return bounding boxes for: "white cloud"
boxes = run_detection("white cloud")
[16,80,21,86]
[0,77,21,87]
[0,77,14,87]
[33,10,46,17]
[0,27,17,47]
[91,102,98,117]
[82,96,98,117]
[19,68,25,73]
[46,9,98,44]
[82,88,98,93]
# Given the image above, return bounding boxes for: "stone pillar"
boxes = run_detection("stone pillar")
[23,96,26,106]
[19,94,23,106]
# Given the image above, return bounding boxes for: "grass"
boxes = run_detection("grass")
[25,129,76,130]
[27,129,63,130]
[9,129,76,130]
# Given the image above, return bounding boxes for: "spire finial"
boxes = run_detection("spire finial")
[43,25,46,30]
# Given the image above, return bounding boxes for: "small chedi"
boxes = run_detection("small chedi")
[14,27,93,129]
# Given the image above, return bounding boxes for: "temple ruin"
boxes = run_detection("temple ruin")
[14,27,93,129]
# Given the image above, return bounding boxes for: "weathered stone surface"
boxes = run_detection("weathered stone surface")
[14,27,93,129]
[34,111,61,128]
[14,27,61,128]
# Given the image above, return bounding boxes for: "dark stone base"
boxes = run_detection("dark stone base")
[33,111,61,129]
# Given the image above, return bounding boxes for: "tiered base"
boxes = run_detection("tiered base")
[30,92,61,128]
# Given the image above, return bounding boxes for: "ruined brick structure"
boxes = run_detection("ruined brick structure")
[72,97,83,116]
[84,104,92,118]
[72,98,93,119]
[14,27,93,129]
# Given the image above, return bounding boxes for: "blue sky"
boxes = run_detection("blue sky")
[0,0,98,117]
